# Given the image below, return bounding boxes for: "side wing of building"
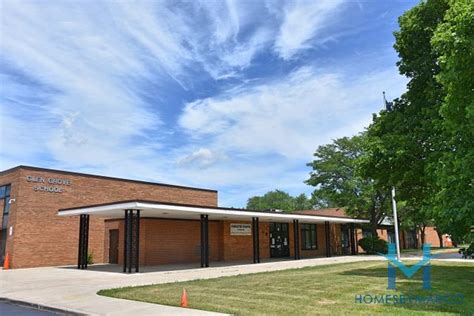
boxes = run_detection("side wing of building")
[0,166,217,268]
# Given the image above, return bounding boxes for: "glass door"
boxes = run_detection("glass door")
[269,223,290,258]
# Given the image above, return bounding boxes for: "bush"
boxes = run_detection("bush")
[359,236,388,254]
[87,252,94,265]
[458,243,474,259]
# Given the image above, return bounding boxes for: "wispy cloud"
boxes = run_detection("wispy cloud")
[0,0,412,206]
[274,0,345,60]
[179,66,406,159]
[172,65,407,206]
[177,148,225,169]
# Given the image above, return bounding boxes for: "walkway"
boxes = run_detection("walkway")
[0,256,382,315]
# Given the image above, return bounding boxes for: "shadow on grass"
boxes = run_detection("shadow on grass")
[339,264,474,314]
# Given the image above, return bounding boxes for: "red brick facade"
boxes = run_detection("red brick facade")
[105,220,342,266]
[299,209,449,250]
[0,166,217,268]
[1,166,346,269]
[4,166,447,270]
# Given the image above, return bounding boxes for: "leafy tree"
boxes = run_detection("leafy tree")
[306,134,390,236]
[310,195,338,209]
[294,193,313,210]
[246,190,312,212]
[431,0,474,242]
[363,0,447,216]
[362,0,473,242]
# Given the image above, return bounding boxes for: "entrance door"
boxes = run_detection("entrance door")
[341,225,350,255]
[109,229,119,264]
[270,223,290,258]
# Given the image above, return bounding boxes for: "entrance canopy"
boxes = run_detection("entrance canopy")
[58,200,368,224]
[58,200,367,273]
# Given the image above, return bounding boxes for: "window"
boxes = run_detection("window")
[362,228,373,238]
[1,184,11,265]
[1,184,11,216]
[301,224,317,250]
[3,197,10,215]
[387,230,396,244]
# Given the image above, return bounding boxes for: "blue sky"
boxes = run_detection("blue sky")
[0,0,417,207]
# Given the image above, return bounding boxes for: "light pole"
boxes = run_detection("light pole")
[391,187,401,261]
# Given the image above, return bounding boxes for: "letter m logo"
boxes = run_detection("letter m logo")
[385,243,431,290]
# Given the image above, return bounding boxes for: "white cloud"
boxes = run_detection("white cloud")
[0,1,274,169]
[171,65,408,206]
[179,66,407,159]
[0,0,408,208]
[177,148,224,169]
[275,0,345,60]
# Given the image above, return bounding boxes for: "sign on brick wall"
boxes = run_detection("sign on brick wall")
[26,175,72,193]
[230,223,252,236]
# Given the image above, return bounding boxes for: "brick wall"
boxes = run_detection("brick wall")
[137,219,223,265]
[0,167,374,269]
[0,166,217,268]
[423,226,446,247]
[0,170,20,265]
[221,220,270,262]
[356,226,448,253]
[103,219,344,266]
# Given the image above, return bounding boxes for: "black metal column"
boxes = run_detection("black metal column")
[325,221,331,257]
[123,210,129,273]
[350,223,356,255]
[256,217,260,263]
[123,210,140,273]
[293,220,300,260]
[77,214,89,269]
[200,215,204,267]
[200,214,209,267]
[84,214,89,268]
[77,214,83,269]
[297,221,300,259]
[135,210,140,272]
[252,217,260,263]
[205,215,209,267]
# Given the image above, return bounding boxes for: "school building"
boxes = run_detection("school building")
[0,165,448,271]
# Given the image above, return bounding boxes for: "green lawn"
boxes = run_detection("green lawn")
[99,261,473,315]
[401,247,458,254]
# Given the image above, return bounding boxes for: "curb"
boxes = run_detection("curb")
[0,297,89,315]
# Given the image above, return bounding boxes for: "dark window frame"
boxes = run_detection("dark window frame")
[362,228,373,238]
[1,184,11,264]
[301,224,318,250]
[1,185,11,215]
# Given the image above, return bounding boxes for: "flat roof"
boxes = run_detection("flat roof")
[58,200,369,224]
[0,165,217,192]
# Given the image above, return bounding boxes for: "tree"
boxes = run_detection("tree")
[431,0,474,243]
[362,0,473,242]
[294,193,313,210]
[246,190,312,212]
[365,0,448,213]
[306,134,390,236]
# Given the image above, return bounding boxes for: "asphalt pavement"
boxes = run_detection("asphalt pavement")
[0,302,56,316]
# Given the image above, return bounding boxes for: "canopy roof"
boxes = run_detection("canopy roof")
[58,200,368,224]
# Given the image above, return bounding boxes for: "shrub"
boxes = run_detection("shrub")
[458,243,474,259]
[359,236,388,254]
[87,252,94,265]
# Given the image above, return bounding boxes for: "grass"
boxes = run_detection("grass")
[99,260,473,315]
[401,247,458,254]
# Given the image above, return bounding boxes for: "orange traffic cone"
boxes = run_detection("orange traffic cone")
[3,253,9,270]
[180,288,188,308]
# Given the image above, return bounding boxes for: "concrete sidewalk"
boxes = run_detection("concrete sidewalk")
[0,256,383,315]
